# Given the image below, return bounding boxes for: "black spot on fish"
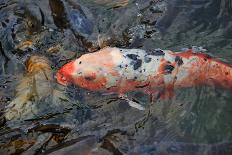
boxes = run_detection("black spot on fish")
[205,54,212,59]
[84,76,95,81]
[165,64,175,74]
[144,56,152,63]
[133,59,142,70]
[79,61,82,64]
[147,49,165,56]
[134,76,138,80]
[175,56,183,66]
[127,54,138,60]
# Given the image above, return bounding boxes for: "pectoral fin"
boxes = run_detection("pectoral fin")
[119,94,145,110]
[127,100,145,110]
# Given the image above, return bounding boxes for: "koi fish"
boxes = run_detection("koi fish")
[4,56,51,120]
[56,47,232,109]
[5,56,68,120]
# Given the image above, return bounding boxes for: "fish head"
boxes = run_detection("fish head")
[56,60,76,86]
[56,48,121,91]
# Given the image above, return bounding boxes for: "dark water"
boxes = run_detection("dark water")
[0,0,232,154]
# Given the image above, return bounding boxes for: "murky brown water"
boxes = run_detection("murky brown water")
[0,0,232,154]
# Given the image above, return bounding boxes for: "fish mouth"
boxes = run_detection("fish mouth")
[55,71,69,86]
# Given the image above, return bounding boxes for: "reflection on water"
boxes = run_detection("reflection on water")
[0,0,232,154]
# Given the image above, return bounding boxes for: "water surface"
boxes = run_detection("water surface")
[0,0,232,154]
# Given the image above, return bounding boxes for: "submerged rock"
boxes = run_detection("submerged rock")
[154,0,232,56]
[90,0,129,8]
[0,135,36,154]
[128,141,232,155]
[45,135,98,155]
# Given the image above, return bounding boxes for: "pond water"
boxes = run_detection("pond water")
[0,0,232,154]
